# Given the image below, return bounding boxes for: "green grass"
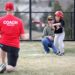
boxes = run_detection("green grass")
[0,42,75,75]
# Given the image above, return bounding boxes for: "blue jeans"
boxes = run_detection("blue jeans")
[41,37,57,54]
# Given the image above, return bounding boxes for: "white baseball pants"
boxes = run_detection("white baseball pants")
[54,32,65,53]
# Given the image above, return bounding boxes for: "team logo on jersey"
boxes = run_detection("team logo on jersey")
[3,20,18,26]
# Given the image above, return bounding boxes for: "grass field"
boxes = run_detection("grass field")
[0,41,75,75]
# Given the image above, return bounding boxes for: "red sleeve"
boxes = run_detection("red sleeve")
[20,20,25,34]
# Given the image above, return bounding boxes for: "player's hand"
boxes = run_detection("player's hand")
[56,26,60,30]
[25,33,29,40]
[20,33,29,40]
[48,36,53,40]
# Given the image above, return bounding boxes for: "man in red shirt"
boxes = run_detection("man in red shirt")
[0,2,25,73]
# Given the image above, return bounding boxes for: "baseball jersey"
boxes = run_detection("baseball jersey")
[54,19,65,34]
[0,14,25,48]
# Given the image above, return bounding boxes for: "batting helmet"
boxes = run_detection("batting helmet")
[5,2,14,11]
[55,11,64,18]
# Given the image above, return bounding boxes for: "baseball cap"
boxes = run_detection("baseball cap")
[5,2,14,11]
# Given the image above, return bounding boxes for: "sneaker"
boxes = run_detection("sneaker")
[0,64,6,73]
[58,53,64,56]
[55,51,60,55]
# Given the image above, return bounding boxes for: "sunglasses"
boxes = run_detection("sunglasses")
[48,19,53,21]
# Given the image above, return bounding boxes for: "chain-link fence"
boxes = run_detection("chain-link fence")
[0,11,74,41]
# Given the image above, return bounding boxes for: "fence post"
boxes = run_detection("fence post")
[70,12,72,40]
[29,0,32,41]
[74,1,75,40]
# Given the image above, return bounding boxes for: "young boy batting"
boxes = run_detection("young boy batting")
[0,2,26,73]
[53,11,65,56]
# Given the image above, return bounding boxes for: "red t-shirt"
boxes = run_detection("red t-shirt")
[0,14,25,48]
